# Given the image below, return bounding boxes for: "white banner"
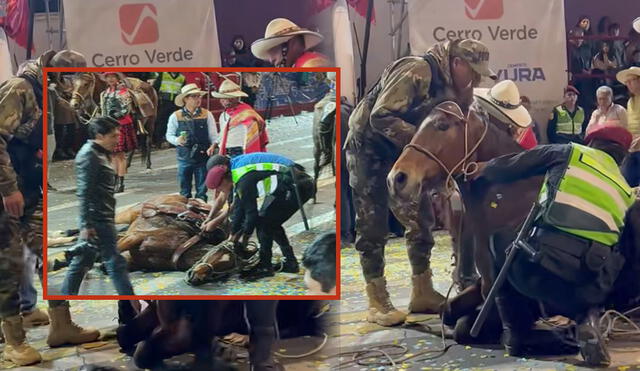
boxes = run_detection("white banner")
[408,0,567,141]
[63,0,221,67]
[0,28,12,82]
[333,0,357,104]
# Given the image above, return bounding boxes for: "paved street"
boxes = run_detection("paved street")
[46,111,336,296]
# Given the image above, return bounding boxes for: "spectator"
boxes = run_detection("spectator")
[597,16,612,35]
[302,232,336,295]
[230,35,258,67]
[629,50,640,68]
[569,27,592,75]
[547,86,586,144]
[576,15,596,55]
[592,41,617,73]
[520,95,543,143]
[609,23,625,68]
[624,28,640,66]
[153,72,186,148]
[99,72,136,193]
[587,85,628,132]
[166,84,218,201]
[616,67,640,186]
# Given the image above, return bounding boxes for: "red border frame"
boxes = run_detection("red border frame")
[42,67,341,301]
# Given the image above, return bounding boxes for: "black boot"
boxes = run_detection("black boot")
[275,245,299,273]
[115,176,125,193]
[495,296,578,357]
[577,308,610,367]
[249,326,277,371]
[243,249,275,281]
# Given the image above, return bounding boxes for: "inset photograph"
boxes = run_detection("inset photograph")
[45,69,338,297]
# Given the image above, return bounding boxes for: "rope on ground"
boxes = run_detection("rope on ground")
[274,333,329,359]
[330,282,459,369]
[599,305,640,352]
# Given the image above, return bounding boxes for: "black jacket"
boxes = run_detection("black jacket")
[75,140,116,228]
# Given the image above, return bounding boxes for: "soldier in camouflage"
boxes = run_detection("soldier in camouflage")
[0,50,98,366]
[344,39,496,326]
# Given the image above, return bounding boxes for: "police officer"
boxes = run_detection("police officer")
[547,85,587,144]
[204,152,315,280]
[344,39,496,326]
[474,124,637,367]
[0,50,98,366]
[153,72,186,147]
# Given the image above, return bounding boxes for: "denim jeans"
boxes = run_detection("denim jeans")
[177,160,208,201]
[622,151,640,188]
[61,222,134,295]
[19,246,38,313]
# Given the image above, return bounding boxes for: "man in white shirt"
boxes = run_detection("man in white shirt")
[587,85,628,132]
[165,84,218,201]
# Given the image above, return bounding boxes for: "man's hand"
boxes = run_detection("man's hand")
[2,191,24,218]
[80,228,96,240]
[206,143,218,156]
[176,136,187,146]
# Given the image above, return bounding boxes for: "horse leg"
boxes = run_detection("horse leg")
[146,134,152,170]
[117,301,159,355]
[126,150,134,169]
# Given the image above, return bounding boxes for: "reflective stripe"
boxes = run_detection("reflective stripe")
[565,166,629,213]
[257,174,279,197]
[555,106,584,135]
[231,162,286,183]
[554,191,619,232]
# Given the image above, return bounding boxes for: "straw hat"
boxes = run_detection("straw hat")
[616,66,640,84]
[174,83,207,107]
[98,71,126,81]
[250,18,323,61]
[474,80,531,128]
[211,79,248,99]
[634,17,640,34]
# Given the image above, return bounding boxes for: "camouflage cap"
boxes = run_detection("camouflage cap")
[49,50,87,68]
[450,39,497,80]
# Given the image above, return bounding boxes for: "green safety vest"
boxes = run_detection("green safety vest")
[539,143,635,246]
[159,72,185,98]
[554,105,585,136]
[231,162,290,198]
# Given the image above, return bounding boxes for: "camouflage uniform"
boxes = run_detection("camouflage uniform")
[345,40,495,325]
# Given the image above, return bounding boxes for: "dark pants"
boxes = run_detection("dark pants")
[346,148,436,281]
[177,159,208,201]
[53,123,76,157]
[255,173,314,264]
[622,151,640,188]
[156,99,177,145]
[61,222,134,295]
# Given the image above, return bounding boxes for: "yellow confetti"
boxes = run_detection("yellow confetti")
[465,345,471,350]
[490,201,498,208]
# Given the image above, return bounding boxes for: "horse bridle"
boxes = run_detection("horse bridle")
[69,73,99,124]
[402,101,489,194]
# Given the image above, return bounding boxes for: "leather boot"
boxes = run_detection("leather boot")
[249,326,278,371]
[577,308,611,367]
[408,269,446,313]
[495,296,578,357]
[277,245,299,273]
[115,176,125,193]
[1,315,41,366]
[22,308,50,327]
[47,304,100,347]
[365,277,407,326]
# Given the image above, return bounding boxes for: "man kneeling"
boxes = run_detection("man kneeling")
[205,152,315,280]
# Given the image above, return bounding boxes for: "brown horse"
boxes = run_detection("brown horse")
[387,100,543,337]
[69,72,158,169]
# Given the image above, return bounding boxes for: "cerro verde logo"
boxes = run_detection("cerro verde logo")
[119,3,159,45]
[464,0,503,20]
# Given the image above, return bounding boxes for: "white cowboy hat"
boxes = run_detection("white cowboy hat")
[174,83,207,107]
[474,80,531,128]
[250,18,324,61]
[634,17,640,33]
[616,66,640,84]
[211,79,248,99]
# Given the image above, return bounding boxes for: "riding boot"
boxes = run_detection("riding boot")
[1,315,42,366]
[495,295,578,357]
[47,304,101,347]
[408,268,446,314]
[365,277,407,326]
[577,308,611,367]
[249,326,278,371]
[275,245,299,273]
[115,176,125,193]
[243,249,275,281]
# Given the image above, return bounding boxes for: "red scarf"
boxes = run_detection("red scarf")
[219,102,269,155]
[293,51,330,68]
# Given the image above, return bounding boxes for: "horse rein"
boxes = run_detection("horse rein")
[403,101,489,195]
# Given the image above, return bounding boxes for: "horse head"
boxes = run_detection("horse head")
[69,72,96,111]
[388,101,490,200]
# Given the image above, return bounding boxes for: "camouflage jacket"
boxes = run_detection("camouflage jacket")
[345,46,456,159]
[0,77,42,197]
